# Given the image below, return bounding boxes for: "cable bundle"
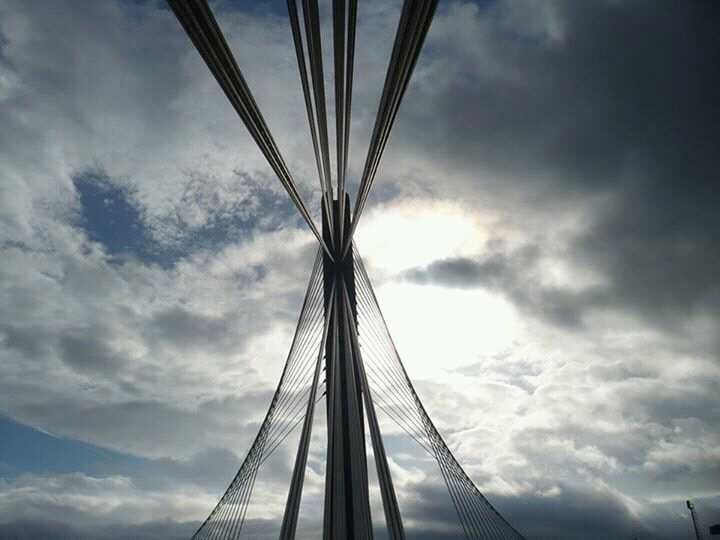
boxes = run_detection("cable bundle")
[344,0,439,255]
[167,0,332,259]
[192,250,327,539]
[355,255,525,540]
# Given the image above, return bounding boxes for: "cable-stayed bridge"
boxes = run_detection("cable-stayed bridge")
[166,1,526,538]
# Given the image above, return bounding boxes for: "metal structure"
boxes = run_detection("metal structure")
[167,1,526,538]
[688,500,703,540]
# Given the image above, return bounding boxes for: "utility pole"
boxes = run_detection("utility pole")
[688,500,703,540]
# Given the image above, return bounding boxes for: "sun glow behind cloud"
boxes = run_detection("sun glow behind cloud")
[375,282,518,379]
[356,198,490,274]
[355,198,518,379]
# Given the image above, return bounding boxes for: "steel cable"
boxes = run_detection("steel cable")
[167,0,334,260]
[287,0,335,243]
[333,0,358,241]
[191,251,326,539]
[343,0,438,256]
[354,253,526,539]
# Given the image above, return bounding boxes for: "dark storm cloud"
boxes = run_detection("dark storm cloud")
[0,325,53,361]
[397,475,695,540]
[497,485,645,540]
[401,481,468,537]
[4,390,276,461]
[576,179,720,328]
[145,306,235,351]
[0,519,196,540]
[0,517,314,540]
[405,246,607,328]
[399,0,720,328]
[59,331,124,375]
[0,415,244,492]
[416,1,719,194]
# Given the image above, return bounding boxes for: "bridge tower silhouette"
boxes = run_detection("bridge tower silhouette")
[167,1,526,538]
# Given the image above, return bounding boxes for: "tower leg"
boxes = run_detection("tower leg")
[322,196,373,540]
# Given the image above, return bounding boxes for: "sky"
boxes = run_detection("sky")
[0,0,719,538]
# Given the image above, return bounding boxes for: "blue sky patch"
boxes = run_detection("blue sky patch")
[0,415,236,493]
[0,415,146,479]
[73,171,301,268]
[73,172,158,263]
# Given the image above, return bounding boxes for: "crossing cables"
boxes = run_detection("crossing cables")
[167,0,334,260]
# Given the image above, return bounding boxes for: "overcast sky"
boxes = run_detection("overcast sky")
[1,0,719,538]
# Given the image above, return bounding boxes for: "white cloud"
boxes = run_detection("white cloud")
[1,0,718,537]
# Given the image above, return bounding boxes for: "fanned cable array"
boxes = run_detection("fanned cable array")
[287,0,335,240]
[343,0,439,256]
[167,0,528,537]
[192,250,328,540]
[167,0,333,259]
[332,0,357,241]
[354,254,526,540]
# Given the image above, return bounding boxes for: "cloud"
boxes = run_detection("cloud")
[1,0,719,537]
[0,519,192,540]
[387,0,720,330]
[0,473,205,529]
[404,247,607,329]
